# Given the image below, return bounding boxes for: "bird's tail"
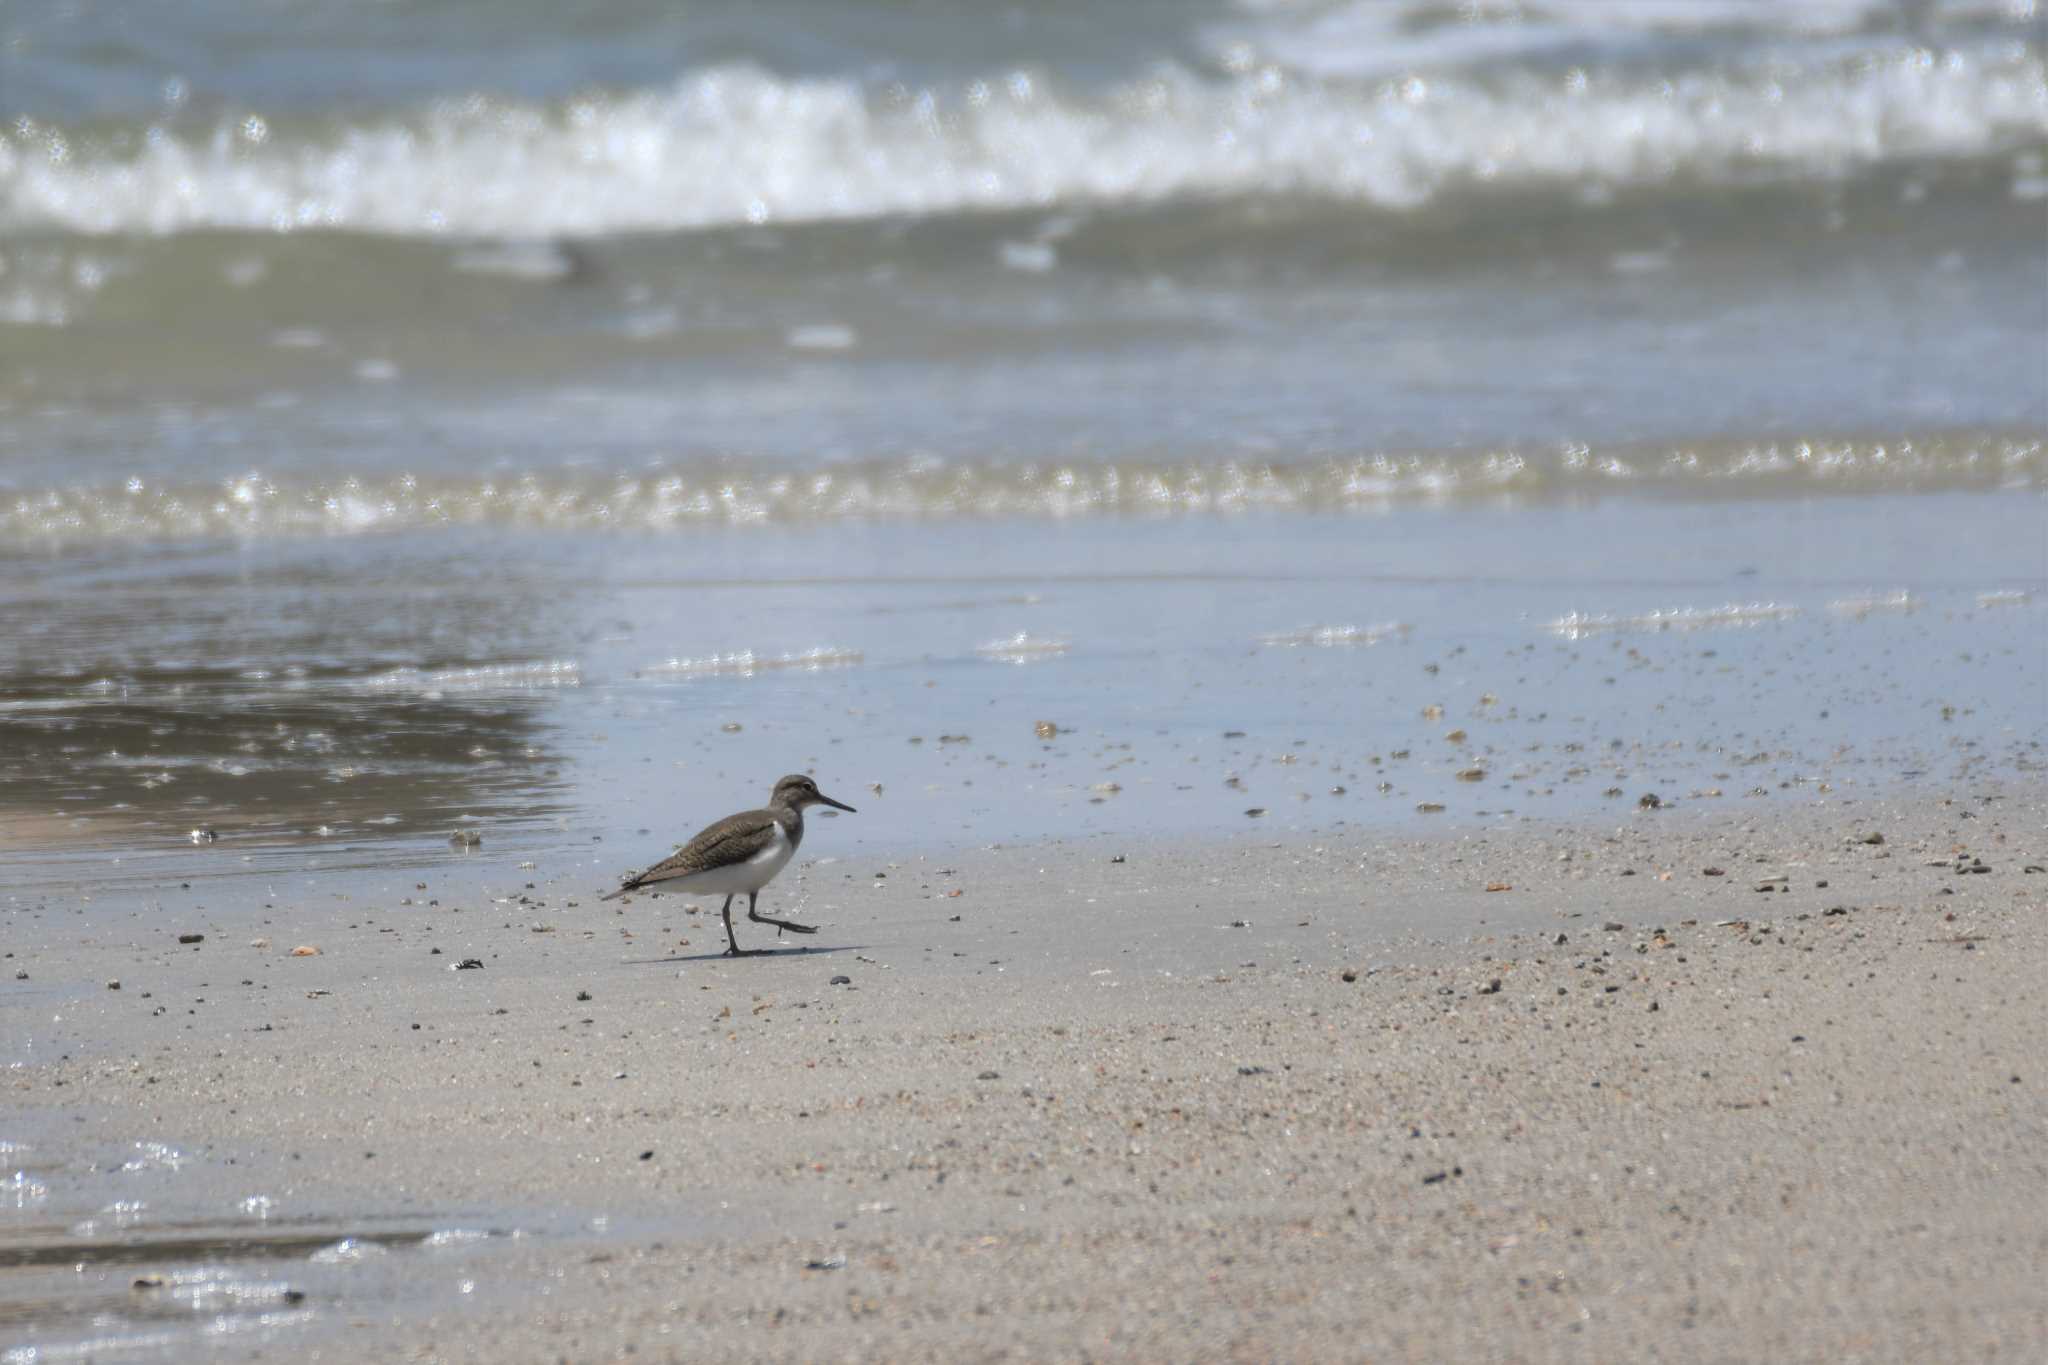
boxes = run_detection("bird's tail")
[599,883,635,902]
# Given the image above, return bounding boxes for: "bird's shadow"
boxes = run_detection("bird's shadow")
[624,942,869,966]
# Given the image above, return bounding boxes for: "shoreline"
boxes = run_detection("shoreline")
[5,784,2045,1360]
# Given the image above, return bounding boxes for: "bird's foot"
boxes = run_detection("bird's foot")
[756,916,819,936]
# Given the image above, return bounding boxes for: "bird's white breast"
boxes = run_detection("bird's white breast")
[663,818,795,896]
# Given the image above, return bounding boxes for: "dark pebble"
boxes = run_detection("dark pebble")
[831,974,852,986]
[976,1070,1000,1081]
[177,933,204,945]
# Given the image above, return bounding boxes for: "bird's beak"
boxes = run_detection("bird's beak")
[817,791,857,814]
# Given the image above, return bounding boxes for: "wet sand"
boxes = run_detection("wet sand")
[5,786,2046,1361]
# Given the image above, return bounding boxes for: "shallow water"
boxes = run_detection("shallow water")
[0,1111,620,1364]
[3,494,2041,904]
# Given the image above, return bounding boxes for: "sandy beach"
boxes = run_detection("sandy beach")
[6,783,2044,1361]
[7,2,2045,1359]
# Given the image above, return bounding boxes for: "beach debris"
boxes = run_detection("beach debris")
[177,933,204,944]
[1237,1066,1270,1076]
[289,945,320,957]
[1478,978,1502,994]
[976,1071,1000,1081]
[804,1255,848,1272]
[1603,922,1625,932]
[830,975,852,986]
[1456,767,1487,782]
[1638,793,1663,809]
[453,958,484,970]
[1857,831,1886,845]
[720,722,743,733]
[1421,704,1444,721]
[449,829,482,848]
[1244,807,1266,818]
[1703,867,1725,876]
[188,828,217,844]
[1034,720,1059,739]
[1341,968,1359,982]
[106,979,120,990]
[1485,882,1513,892]
[576,990,592,1002]
[1445,728,1467,743]
[1416,803,1445,813]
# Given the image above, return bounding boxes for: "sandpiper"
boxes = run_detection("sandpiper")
[601,774,857,956]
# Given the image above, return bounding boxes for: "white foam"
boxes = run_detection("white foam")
[308,1236,388,1264]
[3,42,2039,238]
[976,631,1071,662]
[1257,622,1409,647]
[1828,590,1922,616]
[350,660,581,693]
[643,647,863,677]
[1549,602,1802,639]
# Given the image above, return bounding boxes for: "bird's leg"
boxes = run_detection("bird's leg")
[719,895,749,957]
[747,890,819,937]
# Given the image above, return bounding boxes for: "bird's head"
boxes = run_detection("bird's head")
[772,773,857,813]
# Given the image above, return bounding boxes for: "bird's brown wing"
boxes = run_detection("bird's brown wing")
[618,809,781,889]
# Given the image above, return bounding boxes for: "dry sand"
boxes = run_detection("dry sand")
[5,787,2046,1362]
